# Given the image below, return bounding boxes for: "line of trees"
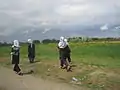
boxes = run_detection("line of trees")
[0,37,120,46]
[0,42,12,46]
[40,37,120,44]
[68,37,120,43]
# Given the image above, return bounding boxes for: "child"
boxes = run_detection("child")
[28,39,35,63]
[64,39,71,63]
[11,40,23,75]
[58,37,70,71]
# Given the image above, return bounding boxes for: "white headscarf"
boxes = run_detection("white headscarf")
[64,38,69,45]
[60,36,64,42]
[58,36,67,48]
[13,40,19,47]
[28,39,32,44]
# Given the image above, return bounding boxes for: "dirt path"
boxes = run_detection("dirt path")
[0,67,82,90]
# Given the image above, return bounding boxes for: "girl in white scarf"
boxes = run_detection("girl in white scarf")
[58,37,71,71]
[13,40,20,47]
[28,39,35,63]
[58,36,67,49]
[64,38,71,63]
[11,40,23,75]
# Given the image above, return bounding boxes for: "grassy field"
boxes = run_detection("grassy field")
[0,42,120,90]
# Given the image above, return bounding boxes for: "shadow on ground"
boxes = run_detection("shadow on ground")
[22,70,34,75]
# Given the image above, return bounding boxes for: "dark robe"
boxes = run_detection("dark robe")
[28,43,35,58]
[65,45,71,62]
[57,45,68,67]
[11,46,21,73]
[11,46,20,64]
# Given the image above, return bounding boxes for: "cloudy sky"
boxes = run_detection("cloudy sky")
[0,0,120,41]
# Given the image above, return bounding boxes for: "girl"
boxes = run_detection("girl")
[28,39,35,63]
[64,39,71,63]
[58,37,70,71]
[11,40,23,75]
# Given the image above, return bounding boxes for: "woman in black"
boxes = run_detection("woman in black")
[11,40,23,75]
[64,39,71,63]
[58,37,71,72]
[28,39,35,63]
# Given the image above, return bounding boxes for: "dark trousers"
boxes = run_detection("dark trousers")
[29,57,34,63]
[59,53,68,67]
[59,53,71,67]
[59,48,70,67]
[66,53,71,63]
[13,64,21,73]
[60,58,68,67]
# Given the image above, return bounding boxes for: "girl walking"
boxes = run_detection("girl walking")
[11,40,23,75]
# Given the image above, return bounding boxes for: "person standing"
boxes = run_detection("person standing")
[64,38,71,63]
[58,36,70,71]
[11,40,23,75]
[28,39,35,63]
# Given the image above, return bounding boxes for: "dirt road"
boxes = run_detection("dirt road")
[0,67,82,90]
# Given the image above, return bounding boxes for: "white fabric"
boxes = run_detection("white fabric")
[64,39,69,45]
[28,39,32,43]
[31,43,32,48]
[60,36,64,42]
[58,36,67,48]
[13,40,19,47]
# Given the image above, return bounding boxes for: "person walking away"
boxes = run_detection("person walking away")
[11,40,23,75]
[28,39,35,63]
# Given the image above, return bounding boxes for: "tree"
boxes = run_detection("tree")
[42,39,59,44]
[33,40,40,44]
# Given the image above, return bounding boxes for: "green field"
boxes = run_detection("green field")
[0,42,120,90]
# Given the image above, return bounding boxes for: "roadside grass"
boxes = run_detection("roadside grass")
[0,42,120,90]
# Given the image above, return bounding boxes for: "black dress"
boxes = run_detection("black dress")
[28,43,35,63]
[58,46,68,67]
[11,46,20,64]
[11,46,21,73]
[65,45,71,62]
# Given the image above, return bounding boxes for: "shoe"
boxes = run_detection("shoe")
[63,66,67,69]
[15,71,18,74]
[30,70,34,73]
[18,72,23,76]
[66,66,72,72]
[60,66,64,69]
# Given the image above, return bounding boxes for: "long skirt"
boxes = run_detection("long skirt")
[12,55,19,64]
[11,55,21,73]
[13,64,21,73]
[66,53,71,63]
[59,50,68,67]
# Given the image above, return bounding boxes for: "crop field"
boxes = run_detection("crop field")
[0,42,120,90]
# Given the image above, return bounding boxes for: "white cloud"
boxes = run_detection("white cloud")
[23,30,29,34]
[111,26,120,32]
[42,28,51,34]
[41,22,50,26]
[55,4,88,16]
[0,0,120,37]
[100,24,109,31]
[0,28,15,36]
[115,26,120,30]
[23,29,36,34]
